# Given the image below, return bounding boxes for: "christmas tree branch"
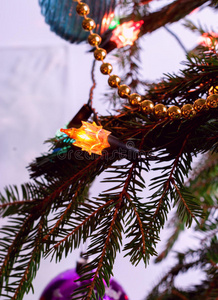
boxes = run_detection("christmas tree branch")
[86,206,120,300]
[0,200,33,209]
[155,152,218,263]
[0,214,40,298]
[125,193,147,259]
[0,184,39,217]
[148,133,202,230]
[47,199,114,259]
[140,0,208,36]
[12,216,45,300]
[172,179,198,223]
[146,53,218,104]
[42,181,87,243]
[0,153,114,298]
[145,238,218,300]
[70,158,149,297]
[155,215,184,263]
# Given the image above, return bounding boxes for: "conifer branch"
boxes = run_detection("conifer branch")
[12,217,45,300]
[155,215,184,263]
[145,238,218,300]
[36,156,101,208]
[146,53,218,104]
[86,206,120,300]
[125,193,146,257]
[42,181,85,242]
[0,200,33,209]
[0,213,42,299]
[0,214,36,283]
[140,0,208,36]
[172,179,197,223]
[49,199,114,255]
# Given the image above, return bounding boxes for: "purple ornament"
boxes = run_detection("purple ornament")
[39,268,129,300]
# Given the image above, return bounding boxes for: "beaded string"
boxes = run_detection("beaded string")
[74,0,218,120]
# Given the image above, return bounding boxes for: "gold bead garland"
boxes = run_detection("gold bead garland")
[154,103,168,119]
[74,0,218,120]
[94,48,107,60]
[141,100,154,114]
[206,94,218,108]
[100,63,113,75]
[181,104,196,119]
[193,98,207,112]
[167,105,182,120]
[118,84,131,98]
[82,18,96,31]
[76,2,90,16]
[108,75,121,87]
[129,93,142,105]
[88,33,102,46]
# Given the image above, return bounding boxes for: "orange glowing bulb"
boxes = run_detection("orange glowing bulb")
[111,20,144,48]
[60,122,111,155]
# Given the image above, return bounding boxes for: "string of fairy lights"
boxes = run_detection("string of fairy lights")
[73,0,218,121]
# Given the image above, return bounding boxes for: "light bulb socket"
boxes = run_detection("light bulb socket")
[67,104,93,128]
[107,135,139,160]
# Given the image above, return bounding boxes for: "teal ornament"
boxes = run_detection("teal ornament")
[39,0,116,43]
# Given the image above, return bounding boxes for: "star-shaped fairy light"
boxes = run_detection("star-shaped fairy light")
[60,121,111,155]
[198,32,218,48]
[110,20,144,48]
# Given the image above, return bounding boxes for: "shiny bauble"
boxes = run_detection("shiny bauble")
[39,268,129,300]
[129,93,141,105]
[206,94,218,108]
[140,100,154,114]
[193,98,206,112]
[118,85,131,98]
[100,63,113,75]
[167,106,182,120]
[108,75,121,87]
[181,104,196,119]
[154,103,167,119]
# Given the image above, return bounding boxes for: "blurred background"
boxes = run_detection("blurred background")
[0,0,217,299]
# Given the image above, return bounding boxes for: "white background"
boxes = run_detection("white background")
[0,1,217,299]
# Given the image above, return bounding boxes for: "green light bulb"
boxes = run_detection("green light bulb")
[109,19,120,30]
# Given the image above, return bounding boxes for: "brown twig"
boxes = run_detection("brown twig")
[139,0,208,36]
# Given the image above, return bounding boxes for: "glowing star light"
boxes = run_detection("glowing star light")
[110,20,144,48]
[101,12,115,34]
[198,32,218,48]
[60,122,111,155]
